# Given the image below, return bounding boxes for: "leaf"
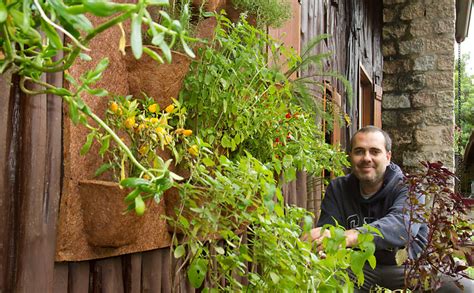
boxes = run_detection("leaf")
[202,157,215,167]
[187,258,208,288]
[269,272,280,284]
[88,88,108,97]
[395,248,408,266]
[120,177,150,188]
[221,134,232,148]
[143,46,164,64]
[159,40,172,63]
[180,35,195,59]
[124,188,141,202]
[99,135,110,156]
[130,13,143,59]
[147,0,169,4]
[0,2,7,23]
[68,100,80,124]
[367,255,376,269]
[178,215,190,229]
[40,19,63,49]
[80,133,95,155]
[215,246,225,255]
[174,245,186,258]
[94,163,113,177]
[79,53,92,61]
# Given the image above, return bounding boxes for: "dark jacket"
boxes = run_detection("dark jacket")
[316,162,428,265]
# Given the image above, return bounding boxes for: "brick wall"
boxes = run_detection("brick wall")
[382,0,456,172]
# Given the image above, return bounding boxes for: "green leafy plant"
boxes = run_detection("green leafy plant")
[181,16,349,182]
[0,0,196,214]
[230,0,292,28]
[168,152,378,291]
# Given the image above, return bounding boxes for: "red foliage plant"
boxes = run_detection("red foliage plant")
[401,161,473,291]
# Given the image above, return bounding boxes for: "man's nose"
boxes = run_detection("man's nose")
[362,152,372,161]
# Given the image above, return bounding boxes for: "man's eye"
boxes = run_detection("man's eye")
[370,150,381,155]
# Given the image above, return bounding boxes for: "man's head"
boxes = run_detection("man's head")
[350,126,392,191]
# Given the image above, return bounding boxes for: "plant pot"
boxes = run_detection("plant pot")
[124,46,192,109]
[78,180,145,248]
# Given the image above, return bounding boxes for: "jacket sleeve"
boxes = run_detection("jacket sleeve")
[364,185,425,250]
[316,182,345,227]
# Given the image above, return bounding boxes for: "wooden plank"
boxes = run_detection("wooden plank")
[296,171,308,209]
[95,257,124,293]
[141,249,163,292]
[69,262,90,293]
[14,79,50,292]
[128,254,142,293]
[0,70,17,293]
[53,262,69,293]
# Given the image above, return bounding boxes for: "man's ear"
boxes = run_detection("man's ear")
[386,151,392,161]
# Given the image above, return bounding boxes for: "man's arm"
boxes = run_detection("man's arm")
[304,182,360,248]
[316,182,344,227]
[362,186,424,250]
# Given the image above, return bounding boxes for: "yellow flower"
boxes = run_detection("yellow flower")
[148,103,158,113]
[182,129,193,137]
[165,104,175,113]
[175,128,185,134]
[139,145,148,155]
[150,117,159,124]
[137,124,146,131]
[155,126,166,134]
[143,174,150,180]
[124,116,135,129]
[188,145,199,156]
[109,102,119,113]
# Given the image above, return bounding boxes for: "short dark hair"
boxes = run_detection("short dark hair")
[350,126,392,152]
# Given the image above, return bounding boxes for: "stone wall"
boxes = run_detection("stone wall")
[382,0,456,172]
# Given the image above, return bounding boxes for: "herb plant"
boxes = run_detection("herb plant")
[181,16,349,182]
[230,0,292,28]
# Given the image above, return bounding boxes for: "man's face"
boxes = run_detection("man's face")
[350,131,391,186]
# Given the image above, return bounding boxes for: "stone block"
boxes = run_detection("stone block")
[426,1,455,19]
[399,39,425,55]
[400,2,425,20]
[425,71,453,88]
[436,90,455,108]
[383,93,411,109]
[399,109,424,126]
[383,8,398,23]
[383,59,411,74]
[414,126,452,145]
[437,55,454,70]
[383,23,409,40]
[411,91,436,107]
[413,55,436,71]
[382,42,397,56]
[389,129,413,144]
[402,150,454,171]
[421,107,454,126]
[382,110,399,127]
[400,74,426,91]
[382,75,398,91]
[409,19,433,37]
[433,19,455,34]
[425,38,454,53]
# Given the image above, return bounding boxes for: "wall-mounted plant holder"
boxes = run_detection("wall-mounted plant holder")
[125,46,191,108]
[78,180,145,248]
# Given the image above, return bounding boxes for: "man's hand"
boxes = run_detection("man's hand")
[302,227,359,250]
